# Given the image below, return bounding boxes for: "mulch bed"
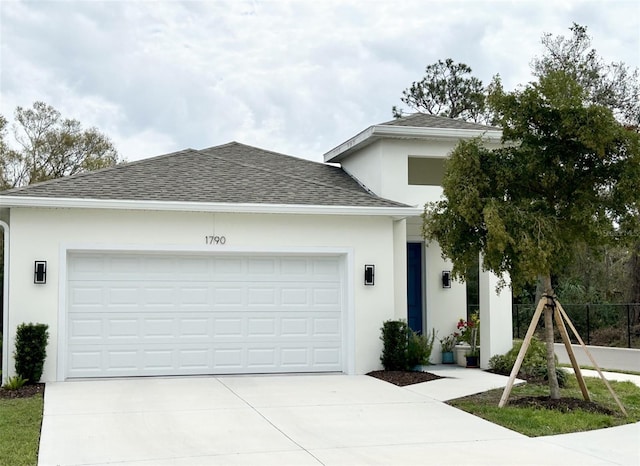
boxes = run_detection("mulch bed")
[0,383,45,399]
[367,370,444,386]
[368,370,620,417]
[509,395,616,415]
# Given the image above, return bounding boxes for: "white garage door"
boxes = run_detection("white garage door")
[66,252,345,378]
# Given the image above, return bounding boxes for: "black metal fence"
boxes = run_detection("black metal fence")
[512,303,640,349]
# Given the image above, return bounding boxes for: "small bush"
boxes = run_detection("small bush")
[380,320,409,370]
[14,323,49,384]
[488,337,567,387]
[407,328,435,367]
[488,353,512,374]
[380,320,434,370]
[2,375,28,390]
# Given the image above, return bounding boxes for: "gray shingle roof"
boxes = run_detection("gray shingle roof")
[0,142,408,208]
[378,113,501,131]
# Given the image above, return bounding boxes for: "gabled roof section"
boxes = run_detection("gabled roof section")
[324,113,502,162]
[378,113,501,131]
[0,142,416,215]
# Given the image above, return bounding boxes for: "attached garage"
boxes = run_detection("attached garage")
[2,141,419,383]
[65,252,345,378]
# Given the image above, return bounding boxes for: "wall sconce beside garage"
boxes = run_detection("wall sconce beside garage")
[364,264,375,286]
[442,270,451,289]
[34,261,47,284]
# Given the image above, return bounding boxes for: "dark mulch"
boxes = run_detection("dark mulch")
[510,395,616,415]
[0,383,45,399]
[367,370,444,386]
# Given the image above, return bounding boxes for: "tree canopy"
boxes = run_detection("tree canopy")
[393,58,487,122]
[424,71,639,292]
[0,101,121,190]
[532,23,640,127]
[423,69,639,399]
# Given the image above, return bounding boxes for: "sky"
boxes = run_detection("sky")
[1,0,639,163]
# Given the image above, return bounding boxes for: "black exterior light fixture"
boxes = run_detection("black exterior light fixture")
[442,270,451,289]
[34,261,47,284]
[364,264,375,286]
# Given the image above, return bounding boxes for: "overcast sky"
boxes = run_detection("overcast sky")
[1,0,638,163]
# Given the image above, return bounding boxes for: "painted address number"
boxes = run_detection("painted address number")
[205,235,226,245]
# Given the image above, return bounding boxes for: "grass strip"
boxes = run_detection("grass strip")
[449,375,640,437]
[0,394,44,466]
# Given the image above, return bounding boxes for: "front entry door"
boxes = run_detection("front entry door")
[407,243,423,334]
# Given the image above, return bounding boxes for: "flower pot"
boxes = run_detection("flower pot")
[441,351,455,364]
[455,344,470,366]
[465,355,479,368]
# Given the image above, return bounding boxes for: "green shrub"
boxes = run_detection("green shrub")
[488,337,567,387]
[380,320,434,370]
[380,320,409,370]
[2,375,28,390]
[407,328,435,367]
[14,323,49,384]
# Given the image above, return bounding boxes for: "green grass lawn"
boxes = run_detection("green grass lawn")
[0,394,44,466]
[449,375,640,437]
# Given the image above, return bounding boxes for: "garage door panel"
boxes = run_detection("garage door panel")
[67,253,345,377]
[246,347,277,368]
[69,318,103,340]
[109,318,140,338]
[247,288,276,305]
[313,347,341,366]
[247,317,276,336]
[281,318,308,336]
[313,317,341,336]
[248,258,276,274]
[280,258,308,275]
[213,318,244,337]
[313,287,341,305]
[70,286,105,307]
[68,311,341,344]
[109,287,140,306]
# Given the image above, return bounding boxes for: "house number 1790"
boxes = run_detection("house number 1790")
[205,235,226,245]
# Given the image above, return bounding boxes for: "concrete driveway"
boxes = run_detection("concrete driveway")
[38,368,640,465]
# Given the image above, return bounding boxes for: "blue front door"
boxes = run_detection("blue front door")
[407,243,423,334]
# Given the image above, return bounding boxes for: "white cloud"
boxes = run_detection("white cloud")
[1,0,638,162]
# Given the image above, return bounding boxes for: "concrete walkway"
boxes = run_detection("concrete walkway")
[38,367,640,466]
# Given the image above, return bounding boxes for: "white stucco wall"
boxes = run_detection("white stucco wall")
[479,269,513,368]
[344,136,512,366]
[339,142,384,195]
[407,217,466,358]
[5,207,406,381]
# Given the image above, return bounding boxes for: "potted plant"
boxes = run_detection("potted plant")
[439,333,457,364]
[457,313,480,368]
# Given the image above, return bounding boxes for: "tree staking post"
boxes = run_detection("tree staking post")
[499,295,627,416]
[498,298,545,408]
[555,301,627,416]
[553,305,589,402]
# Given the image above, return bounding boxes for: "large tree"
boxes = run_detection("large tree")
[393,58,487,122]
[532,23,640,127]
[423,70,639,398]
[532,24,640,314]
[0,102,120,341]
[0,101,120,190]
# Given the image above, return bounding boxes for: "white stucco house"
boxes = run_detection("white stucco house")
[0,114,512,383]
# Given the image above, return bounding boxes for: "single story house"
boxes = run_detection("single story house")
[0,114,512,383]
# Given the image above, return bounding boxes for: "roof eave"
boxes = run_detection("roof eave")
[0,196,422,219]
[323,125,502,163]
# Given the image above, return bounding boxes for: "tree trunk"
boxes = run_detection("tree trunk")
[628,242,640,324]
[541,274,561,400]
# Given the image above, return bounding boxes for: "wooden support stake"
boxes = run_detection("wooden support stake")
[499,297,546,408]
[556,301,627,417]
[553,304,590,401]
